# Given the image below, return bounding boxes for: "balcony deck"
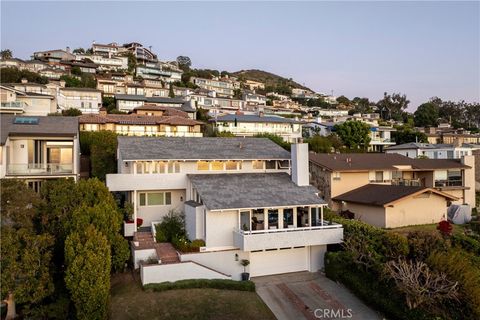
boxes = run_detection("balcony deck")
[233,222,343,251]
[6,163,73,176]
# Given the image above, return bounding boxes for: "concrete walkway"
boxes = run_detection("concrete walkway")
[253,272,383,320]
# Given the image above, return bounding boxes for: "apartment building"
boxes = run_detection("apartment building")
[309,153,475,228]
[212,113,302,142]
[106,138,342,282]
[1,85,56,116]
[92,42,123,56]
[56,87,102,114]
[79,108,202,137]
[0,115,80,190]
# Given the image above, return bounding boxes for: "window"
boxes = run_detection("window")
[253,160,264,170]
[139,192,172,206]
[225,160,238,170]
[266,161,276,170]
[277,160,289,169]
[197,161,209,171]
[333,172,341,180]
[375,171,384,182]
[211,161,224,171]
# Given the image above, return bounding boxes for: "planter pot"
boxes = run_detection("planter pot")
[241,272,250,281]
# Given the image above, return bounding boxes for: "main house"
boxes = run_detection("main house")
[0,115,80,191]
[106,137,342,282]
[309,153,475,228]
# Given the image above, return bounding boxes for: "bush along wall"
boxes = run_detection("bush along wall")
[325,215,479,320]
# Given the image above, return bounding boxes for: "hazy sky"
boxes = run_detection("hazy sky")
[1,1,479,110]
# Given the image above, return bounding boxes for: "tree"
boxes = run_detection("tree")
[72,48,85,54]
[1,49,13,60]
[121,52,137,73]
[306,135,333,153]
[254,133,290,151]
[65,225,110,320]
[61,108,82,116]
[336,95,351,106]
[233,89,242,100]
[79,131,118,180]
[334,121,371,150]
[352,97,372,113]
[59,74,96,88]
[70,66,82,76]
[392,126,428,144]
[377,92,410,120]
[384,259,458,310]
[102,96,116,113]
[1,67,48,84]
[169,85,175,98]
[176,55,192,71]
[414,102,439,127]
[1,179,54,318]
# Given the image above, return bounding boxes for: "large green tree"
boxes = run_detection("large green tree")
[65,225,111,320]
[79,131,118,181]
[1,180,54,319]
[176,55,192,71]
[334,121,371,150]
[1,49,13,59]
[377,92,410,120]
[414,102,439,127]
[392,125,428,144]
[1,67,48,84]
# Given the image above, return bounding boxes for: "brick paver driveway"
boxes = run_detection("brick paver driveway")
[252,272,383,320]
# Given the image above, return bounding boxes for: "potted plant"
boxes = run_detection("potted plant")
[240,259,250,281]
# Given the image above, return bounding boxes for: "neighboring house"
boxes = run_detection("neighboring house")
[60,59,98,74]
[189,94,245,113]
[136,62,182,83]
[243,92,267,106]
[385,142,480,159]
[309,153,476,227]
[115,94,185,112]
[79,108,202,137]
[92,42,124,56]
[0,115,80,191]
[212,113,302,142]
[57,87,102,114]
[38,67,65,80]
[191,77,238,98]
[123,42,157,63]
[291,88,316,99]
[133,102,197,119]
[33,48,75,65]
[75,54,128,71]
[244,80,265,91]
[1,85,56,116]
[106,138,342,281]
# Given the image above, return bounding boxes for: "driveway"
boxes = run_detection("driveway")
[252,272,383,320]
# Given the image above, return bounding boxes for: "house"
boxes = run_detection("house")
[212,113,302,142]
[106,138,342,282]
[136,62,182,83]
[57,87,103,114]
[92,42,123,56]
[244,80,265,91]
[191,77,238,98]
[309,153,475,227]
[0,115,80,191]
[189,93,245,113]
[79,108,202,137]
[33,48,75,65]
[60,59,98,74]
[123,42,157,63]
[385,142,480,159]
[75,54,128,71]
[243,92,267,106]
[115,94,185,112]
[1,85,56,115]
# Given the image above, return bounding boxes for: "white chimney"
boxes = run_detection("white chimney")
[291,141,309,186]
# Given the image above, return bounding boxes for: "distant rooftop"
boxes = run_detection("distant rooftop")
[386,142,480,150]
[188,173,325,210]
[212,114,299,124]
[117,137,291,161]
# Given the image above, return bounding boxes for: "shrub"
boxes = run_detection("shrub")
[378,232,409,261]
[155,227,167,243]
[171,236,204,253]
[191,239,205,248]
[427,249,480,319]
[144,279,255,292]
[451,233,480,255]
[156,211,185,242]
[407,231,450,261]
[437,220,452,236]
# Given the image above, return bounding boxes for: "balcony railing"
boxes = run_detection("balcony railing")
[1,102,26,111]
[7,163,74,175]
[233,221,343,251]
[392,179,422,187]
[434,179,463,188]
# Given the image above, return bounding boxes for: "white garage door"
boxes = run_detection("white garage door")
[250,247,308,277]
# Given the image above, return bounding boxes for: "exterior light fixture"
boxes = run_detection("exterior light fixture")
[235,253,239,261]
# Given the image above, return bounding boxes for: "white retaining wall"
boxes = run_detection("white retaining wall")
[181,250,249,281]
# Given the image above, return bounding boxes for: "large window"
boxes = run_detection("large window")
[197,161,209,171]
[136,161,180,174]
[211,161,224,171]
[139,192,172,206]
[253,160,264,170]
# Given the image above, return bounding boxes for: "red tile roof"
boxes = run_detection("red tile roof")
[79,113,202,126]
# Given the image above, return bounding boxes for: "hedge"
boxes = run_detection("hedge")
[325,252,435,320]
[143,279,255,292]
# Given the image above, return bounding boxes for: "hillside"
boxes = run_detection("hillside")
[231,69,312,92]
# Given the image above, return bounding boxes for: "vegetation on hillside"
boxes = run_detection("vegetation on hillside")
[232,69,312,91]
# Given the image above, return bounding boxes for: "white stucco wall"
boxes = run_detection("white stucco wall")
[185,203,205,241]
[309,245,327,272]
[133,248,157,269]
[181,250,248,281]
[137,189,186,226]
[141,262,230,285]
[205,210,238,248]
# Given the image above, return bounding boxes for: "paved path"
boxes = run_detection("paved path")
[253,272,383,320]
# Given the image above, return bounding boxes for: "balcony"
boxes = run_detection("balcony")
[106,173,188,192]
[7,163,73,176]
[233,222,343,251]
[391,179,422,187]
[1,102,26,112]
[434,178,463,188]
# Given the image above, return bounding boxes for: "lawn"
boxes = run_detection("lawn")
[109,272,276,320]
[387,223,468,236]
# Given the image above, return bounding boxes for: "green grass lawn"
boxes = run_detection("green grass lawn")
[387,223,468,236]
[109,272,276,320]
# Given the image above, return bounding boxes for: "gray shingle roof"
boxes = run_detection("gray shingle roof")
[117,137,291,160]
[1,115,78,145]
[188,173,326,210]
[114,94,185,104]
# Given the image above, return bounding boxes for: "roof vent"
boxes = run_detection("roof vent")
[239,142,243,149]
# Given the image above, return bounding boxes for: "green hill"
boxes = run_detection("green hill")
[231,69,313,92]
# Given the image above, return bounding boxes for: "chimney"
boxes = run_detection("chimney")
[66,46,71,53]
[99,107,107,116]
[291,140,309,186]
[21,78,28,84]
[60,80,66,88]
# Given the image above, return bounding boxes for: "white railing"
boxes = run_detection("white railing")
[1,102,26,110]
[233,221,343,251]
[7,163,73,175]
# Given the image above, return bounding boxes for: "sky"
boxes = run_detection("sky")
[1,1,479,110]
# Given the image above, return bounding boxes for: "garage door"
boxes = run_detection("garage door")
[250,247,308,277]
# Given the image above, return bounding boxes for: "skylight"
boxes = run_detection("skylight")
[13,117,39,125]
